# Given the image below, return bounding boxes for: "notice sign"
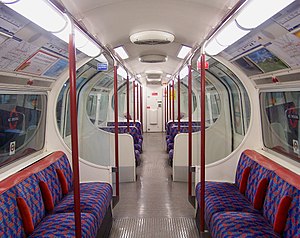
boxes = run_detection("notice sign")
[16,50,58,76]
[97,62,108,71]
[152,92,158,96]
[197,61,209,70]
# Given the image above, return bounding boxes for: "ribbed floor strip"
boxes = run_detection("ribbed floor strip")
[109,217,199,238]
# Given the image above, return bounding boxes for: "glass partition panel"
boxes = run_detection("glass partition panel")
[56,55,114,167]
[189,56,251,165]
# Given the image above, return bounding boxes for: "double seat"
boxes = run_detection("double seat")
[167,126,201,163]
[195,149,300,237]
[0,151,113,237]
[100,126,142,165]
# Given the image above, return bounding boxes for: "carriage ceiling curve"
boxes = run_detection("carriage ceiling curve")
[58,0,239,79]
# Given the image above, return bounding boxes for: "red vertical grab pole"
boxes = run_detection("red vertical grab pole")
[137,83,140,121]
[166,85,169,123]
[188,64,192,197]
[200,54,206,232]
[172,79,175,122]
[126,75,130,131]
[164,87,167,129]
[68,25,82,238]
[114,64,120,197]
[133,80,136,124]
[140,85,143,132]
[177,75,181,131]
[169,84,172,120]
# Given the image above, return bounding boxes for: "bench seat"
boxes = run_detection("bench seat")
[195,149,300,237]
[29,213,98,238]
[210,212,280,238]
[0,151,113,237]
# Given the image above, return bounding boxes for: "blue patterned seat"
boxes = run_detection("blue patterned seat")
[0,151,112,237]
[53,182,112,228]
[100,126,143,153]
[210,212,280,238]
[195,150,300,237]
[166,125,201,152]
[29,213,98,238]
[0,188,27,237]
[263,171,300,237]
[196,182,259,227]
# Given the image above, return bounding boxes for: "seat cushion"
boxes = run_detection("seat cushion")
[263,172,300,237]
[29,213,97,238]
[0,188,25,237]
[53,182,112,228]
[196,181,259,227]
[210,212,280,238]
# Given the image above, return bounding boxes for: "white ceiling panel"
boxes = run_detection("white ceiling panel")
[59,0,239,78]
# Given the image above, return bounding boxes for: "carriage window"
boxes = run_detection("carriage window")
[0,94,46,168]
[261,91,300,162]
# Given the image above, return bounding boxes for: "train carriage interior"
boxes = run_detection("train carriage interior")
[0,0,299,237]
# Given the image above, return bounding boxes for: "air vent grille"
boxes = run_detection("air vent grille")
[130,31,175,45]
[139,55,167,63]
[135,39,172,45]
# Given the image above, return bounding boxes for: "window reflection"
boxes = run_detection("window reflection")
[0,94,46,167]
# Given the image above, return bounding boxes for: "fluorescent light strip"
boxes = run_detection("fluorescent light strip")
[4,0,68,33]
[177,45,192,59]
[216,20,249,46]
[54,24,101,57]
[5,0,101,57]
[205,0,295,55]
[114,46,129,59]
[236,0,295,29]
[117,67,127,79]
[179,66,189,79]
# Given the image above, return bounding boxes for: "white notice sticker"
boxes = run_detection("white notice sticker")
[9,141,16,155]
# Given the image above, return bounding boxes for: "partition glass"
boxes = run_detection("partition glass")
[56,55,113,167]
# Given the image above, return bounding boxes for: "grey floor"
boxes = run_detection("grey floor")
[110,132,202,238]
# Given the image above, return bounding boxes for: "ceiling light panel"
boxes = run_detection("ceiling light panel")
[114,46,129,59]
[177,45,192,59]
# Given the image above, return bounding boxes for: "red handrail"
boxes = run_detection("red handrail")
[140,85,143,131]
[164,87,167,129]
[133,80,136,124]
[114,64,119,197]
[169,85,172,120]
[68,26,82,238]
[177,75,181,131]
[126,75,130,131]
[188,64,192,197]
[172,79,175,122]
[137,83,139,121]
[200,54,206,232]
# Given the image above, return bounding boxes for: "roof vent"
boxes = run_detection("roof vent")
[139,54,167,63]
[130,31,175,45]
[145,70,163,83]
